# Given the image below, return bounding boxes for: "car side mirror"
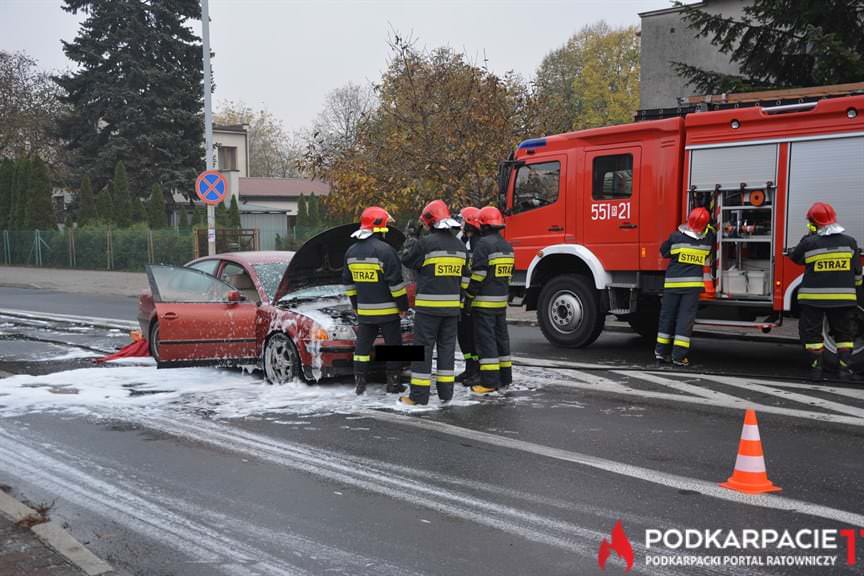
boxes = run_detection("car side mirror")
[227,290,245,303]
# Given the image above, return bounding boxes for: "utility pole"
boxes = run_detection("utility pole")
[202,0,216,256]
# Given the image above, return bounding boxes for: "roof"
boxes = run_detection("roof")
[238,202,290,214]
[639,1,705,18]
[213,123,249,134]
[239,177,330,199]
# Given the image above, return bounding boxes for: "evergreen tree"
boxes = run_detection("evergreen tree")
[178,205,189,228]
[28,157,55,230]
[55,0,204,194]
[11,159,33,229]
[130,194,146,224]
[0,159,13,229]
[675,0,864,93]
[194,203,207,227]
[215,200,229,227]
[112,161,131,227]
[308,194,320,228]
[228,195,242,228]
[147,183,167,229]
[296,193,307,227]
[95,183,113,224]
[77,175,97,226]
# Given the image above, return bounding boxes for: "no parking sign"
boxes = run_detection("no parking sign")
[195,170,228,205]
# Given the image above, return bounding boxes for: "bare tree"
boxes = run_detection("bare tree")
[215,100,305,178]
[0,51,65,163]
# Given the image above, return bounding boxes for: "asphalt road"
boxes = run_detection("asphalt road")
[1,287,863,575]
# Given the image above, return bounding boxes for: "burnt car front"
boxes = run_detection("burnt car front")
[266,224,413,383]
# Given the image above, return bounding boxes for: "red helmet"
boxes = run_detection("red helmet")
[420,199,458,229]
[352,206,393,239]
[687,207,710,235]
[806,202,837,228]
[460,206,481,230]
[478,206,505,229]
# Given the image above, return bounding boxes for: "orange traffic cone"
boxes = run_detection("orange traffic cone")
[700,264,716,300]
[720,409,781,494]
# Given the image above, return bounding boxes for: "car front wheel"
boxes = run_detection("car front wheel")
[263,332,300,385]
[537,274,605,348]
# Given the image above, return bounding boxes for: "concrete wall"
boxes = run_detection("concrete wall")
[639,0,749,109]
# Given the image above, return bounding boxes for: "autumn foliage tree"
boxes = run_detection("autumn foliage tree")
[307,35,530,218]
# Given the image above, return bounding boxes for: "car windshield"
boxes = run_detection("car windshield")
[253,263,289,302]
[278,284,344,304]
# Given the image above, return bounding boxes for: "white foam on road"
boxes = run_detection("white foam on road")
[0,363,481,418]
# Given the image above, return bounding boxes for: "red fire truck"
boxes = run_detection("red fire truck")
[500,89,864,358]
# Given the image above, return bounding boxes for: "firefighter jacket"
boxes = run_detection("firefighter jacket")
[401,229,467,317]
[465,230,514,315]
[790,229,862,308]
[342,235,409,324]
[458,234,474,293]
[660,227,715,294]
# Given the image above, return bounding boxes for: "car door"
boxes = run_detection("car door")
[583,147,641,270]
[505,157,566,271]
[146,265,259,367]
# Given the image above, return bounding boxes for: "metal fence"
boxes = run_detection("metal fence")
[2,228,195,271]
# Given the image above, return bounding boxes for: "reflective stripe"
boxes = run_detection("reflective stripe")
[347,257,383,265]
[733,454,767,474]
[499,360,512,368]
[372,226,388,233]
[344,286,357,297]
[673,338,690,349]
[664,281,704,289]
[479,363,500,371]
[479,358,498,365]
[470,271,487,281]
[437,372,456,383]
[359,301,399,309]
[803,247,854,262]
[353,354,370,362]
[487,251,514,260]
[437,370,455,376]
[805,342,825,350]
[422,255,467,267]
[390,287,407,298]
[425,250,465,259]
[670,243,711,253]
[411,372,432,387]
[472,300,507,308]
[463,354,476,360]
[349,262,382,271]
[474,295,507,302]
[357,306,399,316]
[488,256,515,266]
[836,341,855,349]
[416,293,462,300]
[798,292,857,301]
[856,277,863,286]
[461,280,470,289]
[656,335,671,344]
[740,424,760,441]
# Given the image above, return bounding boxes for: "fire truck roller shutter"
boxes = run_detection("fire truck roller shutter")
[785,136,864,250]
[689,144,778,192]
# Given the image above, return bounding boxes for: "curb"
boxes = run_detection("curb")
[0,490,116,576]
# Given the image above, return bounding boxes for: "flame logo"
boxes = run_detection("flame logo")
[598,520,634,572]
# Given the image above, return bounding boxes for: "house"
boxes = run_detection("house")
[639,1,749,109]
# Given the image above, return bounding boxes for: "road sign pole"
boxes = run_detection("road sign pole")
[202,0,216,256]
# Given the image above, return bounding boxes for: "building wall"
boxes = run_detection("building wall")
[639,0,749,109]
[239,213,289,250]
[213,130,248,178]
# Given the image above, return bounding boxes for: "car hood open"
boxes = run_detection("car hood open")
[273,223,405,303]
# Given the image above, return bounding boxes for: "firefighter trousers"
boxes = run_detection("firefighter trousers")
[410,313,458,404]
[799,305,855,367]
[354,320,402,380]
[655,291,700,362]
[457,309,477,374]
[473,312,511,389]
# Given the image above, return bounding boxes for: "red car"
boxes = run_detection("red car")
[138,225,412,383]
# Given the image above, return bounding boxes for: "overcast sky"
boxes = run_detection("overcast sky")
[2,0,672,132]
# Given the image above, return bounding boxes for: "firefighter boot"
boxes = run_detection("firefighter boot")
[837,351,855,382]
[386,372,406,394]
[354,374,367,396]
[807,353,823,382]
[459,360,480,387]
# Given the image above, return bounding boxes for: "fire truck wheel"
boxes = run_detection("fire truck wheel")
[626,296,660,339]
[537,274,605,348]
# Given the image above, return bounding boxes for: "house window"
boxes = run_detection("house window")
[218,146,238,171]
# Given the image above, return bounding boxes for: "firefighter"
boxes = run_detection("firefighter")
[456,206,481,386]
[789,202,862,381]
[465,206,514,395]
[400,200,466,405]
[655,207,714,367]
[342,206,409,395]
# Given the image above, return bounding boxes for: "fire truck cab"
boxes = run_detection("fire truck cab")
[501,94,864,356]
